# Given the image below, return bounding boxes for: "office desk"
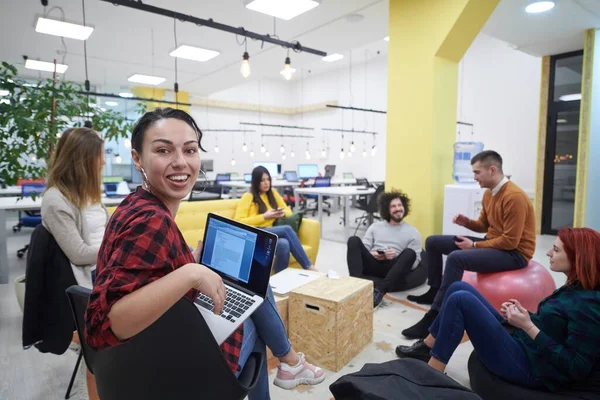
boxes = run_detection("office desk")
[304,178,357,186]
[0,186,23,197]
[219,180,300,198]
[0,196,126,284]
[293,186,375,243]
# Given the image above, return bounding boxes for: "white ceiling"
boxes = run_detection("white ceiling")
[482,0,600,57]
[0,0,599,97]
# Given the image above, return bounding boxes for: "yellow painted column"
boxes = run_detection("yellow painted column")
[131,86,166,111]
[386,0,499,239]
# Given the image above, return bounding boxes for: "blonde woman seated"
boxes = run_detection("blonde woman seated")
[42,127,109,289]
[234,166,317,274]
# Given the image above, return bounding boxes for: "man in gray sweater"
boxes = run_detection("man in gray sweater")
[347,190,423,308]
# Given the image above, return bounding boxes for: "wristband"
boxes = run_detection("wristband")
[525,324,536,333]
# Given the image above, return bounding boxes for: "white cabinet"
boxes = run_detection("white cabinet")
[442,184,486,238]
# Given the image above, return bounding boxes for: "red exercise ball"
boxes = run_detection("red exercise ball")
[462,260,556,312]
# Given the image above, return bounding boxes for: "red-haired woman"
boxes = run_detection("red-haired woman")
[396,227,600,392]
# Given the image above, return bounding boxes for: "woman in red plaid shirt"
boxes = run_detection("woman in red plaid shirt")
[85,108,324,398]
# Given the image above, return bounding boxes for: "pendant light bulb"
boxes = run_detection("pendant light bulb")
[280,56,296,81]
[371,145,377,156]
[250,150,255,158]
[265,150,270,158]
[291,150,295,158]
[321,149,326,157]
[340,149,345,160]
[306,152,311,160]
[347,150,352,158]
[350,141,355,152]
[260,144,266,153]
[214,144,219,153]
[280,144,285,153]
[231,158,236,166]
[241,52,251,78]
[362,149,367,158]
[282,154,287,160]
[242,143,248,152]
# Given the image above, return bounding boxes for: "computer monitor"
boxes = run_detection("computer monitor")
[244,173,252,183]
[253,162,279,177]
[283,171,298,182]
[325,165,336,178]
[297,164,319,179]
[201,159,214,172]
[343,172,354,179]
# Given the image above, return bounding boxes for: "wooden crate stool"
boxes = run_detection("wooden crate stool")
[288,276,373,371]
[266,294,289,363]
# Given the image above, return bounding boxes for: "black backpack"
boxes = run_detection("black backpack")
[330,359,482,400]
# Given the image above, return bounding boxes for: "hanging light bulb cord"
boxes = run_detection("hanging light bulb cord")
[173,17,179,106]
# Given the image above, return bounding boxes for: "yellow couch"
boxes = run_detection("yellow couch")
[107,199,320,269]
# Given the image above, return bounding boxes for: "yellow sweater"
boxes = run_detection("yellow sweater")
[234,191,292,228]
[465,181,536,261]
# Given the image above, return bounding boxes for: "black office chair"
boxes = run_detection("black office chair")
[65,286,97,399]
[354,184,385,235]
[66,285,264,400]
[305,177,332,217]
[189,182,223,202]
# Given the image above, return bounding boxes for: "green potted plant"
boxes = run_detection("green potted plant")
[0,61,136,187]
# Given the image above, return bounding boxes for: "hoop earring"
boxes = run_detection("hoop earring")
[193,169,209,195]
[141,167,152,193]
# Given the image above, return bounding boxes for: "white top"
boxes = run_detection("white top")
[69,203,107,288]
[491,176,509,196]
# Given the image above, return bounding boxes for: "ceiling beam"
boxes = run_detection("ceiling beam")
[99,0,328,57]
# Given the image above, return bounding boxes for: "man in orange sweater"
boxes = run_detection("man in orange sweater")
[400,151,536,340]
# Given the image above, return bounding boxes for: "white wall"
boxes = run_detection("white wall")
[457,33,541,192]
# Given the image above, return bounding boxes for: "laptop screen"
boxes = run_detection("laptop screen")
[104,183,118,195]
[201,214,277,295]
[283,171,298,182]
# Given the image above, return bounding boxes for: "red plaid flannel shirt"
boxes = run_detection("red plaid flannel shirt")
[84,187,243,372]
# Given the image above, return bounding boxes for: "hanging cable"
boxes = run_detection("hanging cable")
[173,17,179,107]
[81,0,89,91]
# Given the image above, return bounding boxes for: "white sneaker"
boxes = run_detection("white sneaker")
[273,352,326,390]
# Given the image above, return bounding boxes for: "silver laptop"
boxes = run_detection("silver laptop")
[194,213,277,344]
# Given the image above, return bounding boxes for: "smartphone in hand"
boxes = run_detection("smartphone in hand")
[376,249,385,255]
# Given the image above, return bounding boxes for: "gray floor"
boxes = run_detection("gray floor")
[0,209,564,399]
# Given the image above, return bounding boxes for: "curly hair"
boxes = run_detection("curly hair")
[378,189,411,222]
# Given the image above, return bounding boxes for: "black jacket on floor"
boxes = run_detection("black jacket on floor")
[22,224,77,354]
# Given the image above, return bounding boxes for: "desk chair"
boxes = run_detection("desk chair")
[305,177,332,217]
[74,288,264,400]
[65,286,97,399]
[189,184,223,201]
[354,184,385,235]
[216,173,232,195]
[14,183,46,258]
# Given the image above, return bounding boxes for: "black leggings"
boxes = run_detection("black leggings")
[347,236,426,292]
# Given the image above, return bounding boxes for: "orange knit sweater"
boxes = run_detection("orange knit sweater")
[465,181,536,261]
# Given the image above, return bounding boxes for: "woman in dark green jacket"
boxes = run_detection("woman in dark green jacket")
[397,227,600,392]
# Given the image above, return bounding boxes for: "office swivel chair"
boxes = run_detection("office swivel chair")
[354,183,385,235]
[215,173,232,195]
[305,177,332,217]
[14,183,46,258]
[189,181,223,202]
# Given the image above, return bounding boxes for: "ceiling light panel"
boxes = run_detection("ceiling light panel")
[525,1,555,13]
[245,0,320,20]
[127,74,166,85]
[25,59,68,73]
[35,17,94,40]
[322,53,344,62]
[169,45,220,62]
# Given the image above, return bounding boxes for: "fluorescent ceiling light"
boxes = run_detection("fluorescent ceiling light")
[525,1,555,13]
[169,45,220,62]
[105,101,119,107]
[127,74,166,85]
[557,118,567,123]
[245,0,319,20]
[119,92,134,98]
[0,90,9,96]
[0,99,10,104]
[35,17,94,40]
[384,36,389,41]
[322,53,344,62]
[559,93,581,102]
[25,59,68,73]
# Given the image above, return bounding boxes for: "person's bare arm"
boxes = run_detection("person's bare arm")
[108,264,224,340]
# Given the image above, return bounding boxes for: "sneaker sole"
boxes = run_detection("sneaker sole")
[273,373,326,390]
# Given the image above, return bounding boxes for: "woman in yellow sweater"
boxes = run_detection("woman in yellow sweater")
[234,166,317,273]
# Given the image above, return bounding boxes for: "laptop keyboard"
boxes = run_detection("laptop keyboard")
[195,287,256,324]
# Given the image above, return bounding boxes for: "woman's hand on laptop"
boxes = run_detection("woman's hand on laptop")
[192,240,204,263]
[188,264,226,315]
